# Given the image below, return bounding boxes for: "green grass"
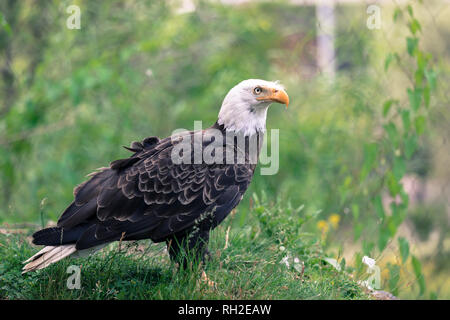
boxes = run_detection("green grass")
[0,220,369,300]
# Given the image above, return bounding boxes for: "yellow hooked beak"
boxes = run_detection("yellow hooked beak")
[256,87,289,108]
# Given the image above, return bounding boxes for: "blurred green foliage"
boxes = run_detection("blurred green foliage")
[0,0,376,224]
[0,0,448,299]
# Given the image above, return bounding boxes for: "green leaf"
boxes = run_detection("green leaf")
[407,87,422,111]
[0,12,12,35]
[388,264,400,296]
[415,115,426,135]
[390,202,407,230]
[412,255,422,278]
[414,69,424,86]
[399,190,410,210]
[382,99,397,117]
[423,85,430,108]
[398,237,410,263]
[383,122,398,146]
[411,255,426,296]
[360,143,378,180]
[393,156,406,180]
[378,227,390,251]
[409,18,421,35]
[417,275,426,296]
[393,8,402,22]
[384,53,394,72]
[416,51,426,72]
[387,171,401,196]
[425,68,437,90]
[387,214,399,236]
[406,37,418,56]
[404,135,417,159]
[407,5,413,16]
[401,110,410,131]
[373,195,385,220]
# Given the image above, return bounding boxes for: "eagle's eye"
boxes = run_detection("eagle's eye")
[253,87,262,95]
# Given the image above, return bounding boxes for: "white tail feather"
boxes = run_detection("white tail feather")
[22,243,109,274]
[22,245,77,274]
[23,245,56,264]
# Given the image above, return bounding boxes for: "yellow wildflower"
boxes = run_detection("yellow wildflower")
[317,220,329,234]
[328,214,341,229]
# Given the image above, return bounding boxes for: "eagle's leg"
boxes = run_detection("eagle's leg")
[203,247,213,262]
[165,228,211,270]
[166,225,216,287]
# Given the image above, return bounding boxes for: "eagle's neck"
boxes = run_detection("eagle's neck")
[208,121,265,163]
[217,101,269,136]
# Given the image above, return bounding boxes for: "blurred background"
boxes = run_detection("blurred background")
[0,0,448,298]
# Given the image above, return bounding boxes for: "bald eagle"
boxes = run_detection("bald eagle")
[22,79,289,273]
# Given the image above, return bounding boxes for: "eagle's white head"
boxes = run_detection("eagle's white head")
[218,79,289,136]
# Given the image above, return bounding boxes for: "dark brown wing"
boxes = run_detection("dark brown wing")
[53,133,254,250]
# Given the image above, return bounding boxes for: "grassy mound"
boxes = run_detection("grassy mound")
[0,222,368,300]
